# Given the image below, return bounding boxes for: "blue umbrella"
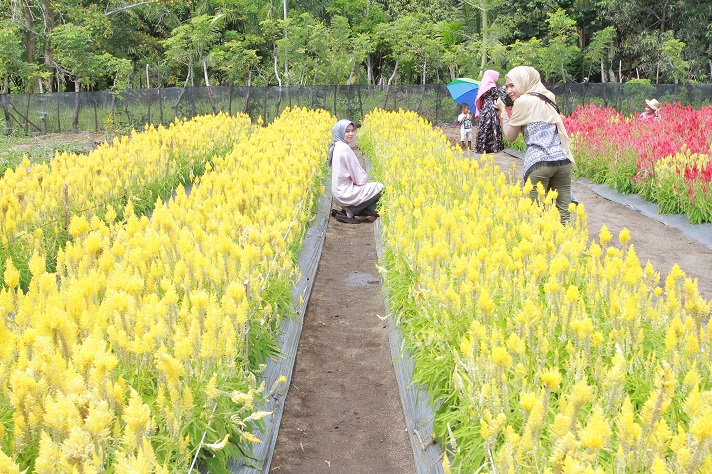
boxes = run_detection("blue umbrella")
[446,77,480,111]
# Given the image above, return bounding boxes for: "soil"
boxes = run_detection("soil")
[270,125,712,473]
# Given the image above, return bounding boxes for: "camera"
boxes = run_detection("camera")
[498,87,513,107]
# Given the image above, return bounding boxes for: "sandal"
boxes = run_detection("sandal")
[334,212,361,224]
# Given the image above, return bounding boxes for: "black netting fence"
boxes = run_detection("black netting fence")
[1,83,710,136]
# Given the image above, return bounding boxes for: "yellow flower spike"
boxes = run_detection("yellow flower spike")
[618,228,631,246]
[599,226,612,246]
[540,368,562,391]
[3,258,20,289]
[578,404,611,451]
[520,391,537,412]
[565,285,580,303]
[651,456,669,474]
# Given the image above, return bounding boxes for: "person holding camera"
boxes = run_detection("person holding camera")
[495,66,574,224]
[474,69,504,154]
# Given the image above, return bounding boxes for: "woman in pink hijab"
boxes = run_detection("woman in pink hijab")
[474,69,504,154]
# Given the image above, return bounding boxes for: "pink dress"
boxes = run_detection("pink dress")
[331,141,383,207]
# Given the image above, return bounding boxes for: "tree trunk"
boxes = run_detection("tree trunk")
[479,0,489,71]
[347,61,357,85]
[273,46,282,86]
[39,79,47,134]
[600,57,606,83]
[366,55,374,85]
[146,64,151,124]
[387,60,399,86]
[203,59,218,114]
[41,0,56,92]
[2,79,12,136]
[22,5,37,87]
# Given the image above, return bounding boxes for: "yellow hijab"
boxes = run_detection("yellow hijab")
[507,66,574,162]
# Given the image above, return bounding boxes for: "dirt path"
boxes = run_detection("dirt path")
[270,128,712,473]
[487,149,712,301]
[270,150,415,473]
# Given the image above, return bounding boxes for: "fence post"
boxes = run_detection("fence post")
[357,83,364,123]
[333,84,338,118]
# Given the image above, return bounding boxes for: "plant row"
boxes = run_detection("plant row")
[566,103,712,223]
[0,113,253,290]
[0,107,332,472]
[359,109,711,472]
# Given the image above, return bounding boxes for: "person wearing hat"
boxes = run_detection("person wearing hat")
[641,99,662,122]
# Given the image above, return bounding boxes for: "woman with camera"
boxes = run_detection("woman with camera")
[495,66,574,224]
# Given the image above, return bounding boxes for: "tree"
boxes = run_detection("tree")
[0,22,36,134]
[210,33,260,86]
[539,9,581,82]
[50,23,128,131]
[659,35,689,84]
[584,26,616,82]
[162,14,224,87]
[377,13,439,85]
[461,0,505,72]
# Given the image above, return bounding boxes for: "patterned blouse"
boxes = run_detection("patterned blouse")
[522,121,571,181]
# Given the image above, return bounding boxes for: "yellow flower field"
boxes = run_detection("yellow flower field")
[0,107,332,472]
[359,109,712,473]
[1,112,253,289]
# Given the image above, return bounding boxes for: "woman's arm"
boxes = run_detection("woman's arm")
[499,111,521,142]
[494,98,520,142]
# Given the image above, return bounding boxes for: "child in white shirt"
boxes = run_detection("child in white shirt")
[457,103,473,151]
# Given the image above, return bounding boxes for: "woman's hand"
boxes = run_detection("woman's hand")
[494,98,506,113]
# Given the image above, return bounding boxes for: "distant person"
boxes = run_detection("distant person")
[640,98,662,122]
[495,66,574,224]
[328,119,383,224]
[457,103,473,151]
[474,69,504,154]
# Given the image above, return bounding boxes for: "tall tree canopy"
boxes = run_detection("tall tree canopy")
[0,0,709,91]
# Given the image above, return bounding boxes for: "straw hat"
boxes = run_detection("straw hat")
[645,99,661,111]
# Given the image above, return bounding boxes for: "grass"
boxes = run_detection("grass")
[0,131,115,175]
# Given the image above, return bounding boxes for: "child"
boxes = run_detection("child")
[457,103,473,151]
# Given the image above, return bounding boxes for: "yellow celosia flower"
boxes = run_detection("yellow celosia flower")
[520,391,537,412]
[3,258,20,289]
[492,346,513,369]
[241,431,262,444]
[599,226,612,245]
[0,449,20,473]
[541,368,562,391]
[578,405,611,451]
[618,228,631,245]
[565,285,580,303]
[204,433,230,451]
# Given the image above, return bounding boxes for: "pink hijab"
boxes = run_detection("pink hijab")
[474,70,500,117]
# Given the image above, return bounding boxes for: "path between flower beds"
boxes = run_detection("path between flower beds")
[269,146,416,473]
[268,138,712,474]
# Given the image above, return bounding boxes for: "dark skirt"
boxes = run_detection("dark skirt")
[475,88,504,153]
